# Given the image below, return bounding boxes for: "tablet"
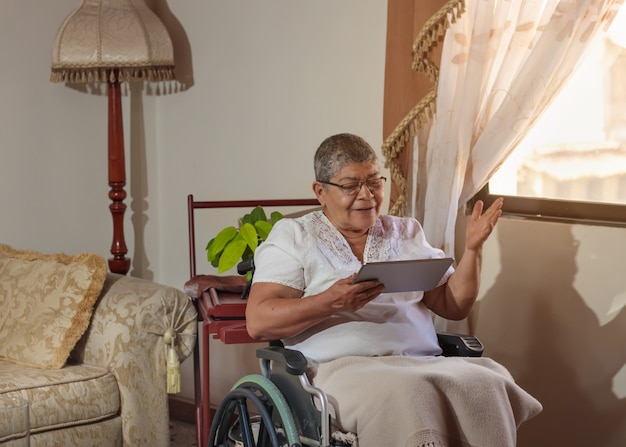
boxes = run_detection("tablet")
[352,257,454,293]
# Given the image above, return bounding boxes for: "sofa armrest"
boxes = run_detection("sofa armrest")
[71,273,197,447]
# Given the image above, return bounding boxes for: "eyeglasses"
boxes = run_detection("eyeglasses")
[318,176,387,196]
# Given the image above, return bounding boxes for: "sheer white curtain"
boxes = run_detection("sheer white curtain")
[412,0,622,255]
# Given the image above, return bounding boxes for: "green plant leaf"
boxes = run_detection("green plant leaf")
[218,239,248,273]
[242,246,254,261]
[255,220,273,241]
[208,226,238,261]
[205,206,281,271]
[210,256,220,268]
[250,206,267,223]
[241,212,253,225]
[206,238,220,267]
[239,222,259,252]
[206,238,215,259]
[270,211,284,223]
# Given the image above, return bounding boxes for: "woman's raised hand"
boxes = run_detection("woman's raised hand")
[465,197,503,252]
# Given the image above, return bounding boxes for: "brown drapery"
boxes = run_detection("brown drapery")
[382,0,465,216]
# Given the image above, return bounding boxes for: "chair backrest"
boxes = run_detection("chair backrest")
[187,194,320,278]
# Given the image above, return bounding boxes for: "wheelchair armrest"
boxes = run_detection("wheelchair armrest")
[256,345,309,375]
[256,334,483,376]
[437,332,484,357]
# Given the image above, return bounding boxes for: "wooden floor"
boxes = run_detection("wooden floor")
[170,419,197,447]
[169,396,198,446]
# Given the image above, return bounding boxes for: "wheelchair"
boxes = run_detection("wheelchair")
[208,333,484,447]
[186,197,487,447]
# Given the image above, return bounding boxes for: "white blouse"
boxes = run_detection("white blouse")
[252,210,453,363]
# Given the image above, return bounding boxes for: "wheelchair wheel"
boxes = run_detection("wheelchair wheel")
[208,374,300,447]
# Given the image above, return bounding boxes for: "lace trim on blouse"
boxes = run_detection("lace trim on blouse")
[299,211,391,265]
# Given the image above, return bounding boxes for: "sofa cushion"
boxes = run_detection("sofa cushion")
[0,360,120,435]
[0,244,107,369]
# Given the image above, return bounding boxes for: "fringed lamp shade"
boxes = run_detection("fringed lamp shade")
[51,0,175,84]
[50,0,175,274]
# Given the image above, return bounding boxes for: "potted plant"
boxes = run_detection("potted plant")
[206,206,284,281]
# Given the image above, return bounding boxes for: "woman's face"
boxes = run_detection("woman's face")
[313,161,385,236]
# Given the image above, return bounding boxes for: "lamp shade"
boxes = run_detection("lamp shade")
[50,0,175,84]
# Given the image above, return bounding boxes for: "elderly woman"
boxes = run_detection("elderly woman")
[246,133,541,447]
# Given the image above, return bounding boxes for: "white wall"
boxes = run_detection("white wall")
[0,0,388,409]
[473,217,626,447]
[154,0,388,290]
[1,1,112,256]
[2,2,626,446]
[154,1,389,402]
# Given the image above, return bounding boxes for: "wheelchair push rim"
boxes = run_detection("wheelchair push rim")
[208,374,301,447]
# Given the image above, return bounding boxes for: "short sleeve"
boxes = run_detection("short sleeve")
[252,219,306,291]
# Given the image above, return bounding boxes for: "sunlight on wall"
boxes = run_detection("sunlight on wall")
[472,221,501,303]
[570,224,626,400]
[608,291,626,319]
[612,365,626,399]
[571,225,626,326]
[609,290,626,399]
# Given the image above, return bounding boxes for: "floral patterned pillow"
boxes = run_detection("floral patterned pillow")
[0,244,107,369]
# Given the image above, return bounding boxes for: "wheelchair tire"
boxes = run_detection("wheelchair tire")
[208,374,301,447]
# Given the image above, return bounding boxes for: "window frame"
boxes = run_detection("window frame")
[471,184,626,228]
[467,10,626,229]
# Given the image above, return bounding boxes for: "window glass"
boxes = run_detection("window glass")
[482,8,626,226]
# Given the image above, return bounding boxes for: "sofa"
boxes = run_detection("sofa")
[0,244,197,446]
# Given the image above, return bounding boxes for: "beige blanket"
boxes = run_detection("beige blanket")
[313,356,542,447]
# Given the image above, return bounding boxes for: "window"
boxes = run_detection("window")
[475,8,626,228]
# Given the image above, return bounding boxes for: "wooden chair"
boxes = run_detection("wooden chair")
[186,195,320,447]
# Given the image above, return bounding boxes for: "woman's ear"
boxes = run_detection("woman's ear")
[312,181,325,206]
